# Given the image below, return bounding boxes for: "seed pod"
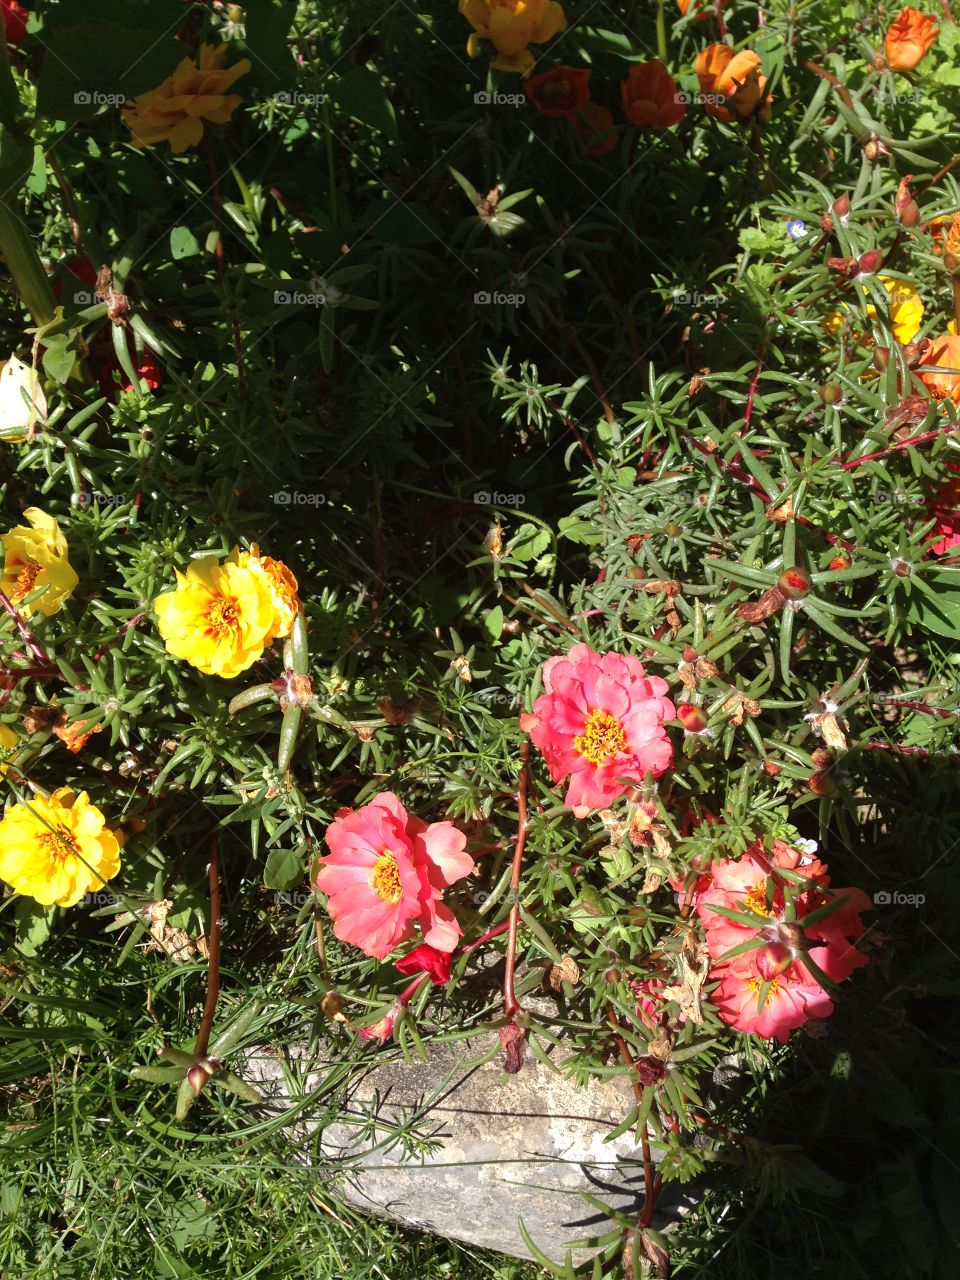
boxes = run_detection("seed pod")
[819,382,843,404]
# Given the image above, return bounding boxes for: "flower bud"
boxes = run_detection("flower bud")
[857,249,884,275]
[682,645,698,663]
[872,346,891,373]
[895,192,920,228]
[891,557,911,577]
[778,923,806,950]
[777,567,811,599]
[832,193,851,219]
[807,769,836,796]
[321,991,344,1020]
[818,382,843,404]
[828,555,851,571]
[762,760,781,776]
[663,521,683,537]
[677,703,708,733]
[605,967,622,984]
[757,942,793,980]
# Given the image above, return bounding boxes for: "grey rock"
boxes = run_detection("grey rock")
[246,1033,699,1264]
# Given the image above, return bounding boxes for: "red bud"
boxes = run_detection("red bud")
[872,346,891,373]
[828,555,851,571]
[682,645,698,663]
[777,567,811,599]
[807,769,836,797]
[832,193,851,218]
[677,703,709,733]
[857,249,884,275]
[819,382,843,404]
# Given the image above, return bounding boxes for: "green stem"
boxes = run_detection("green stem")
[656,0,668,61]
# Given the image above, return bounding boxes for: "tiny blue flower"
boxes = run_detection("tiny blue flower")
[787,219,807,241]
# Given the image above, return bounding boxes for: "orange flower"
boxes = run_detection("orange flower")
[942,211,960,272]
[677,0,718,20]
[695,43,733,120]
[919,334,960,402]
[620,60,685,129]
[571,102,616,154]
[884,7,939,73]
[53,716,102,753]
[524,65,591,117]
[714,48,770,117]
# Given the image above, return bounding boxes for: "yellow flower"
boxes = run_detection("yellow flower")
[123,44,251,154]
[822,277,924,347]
[870,277,923,344]
[0,787,122,908]
[0,724,19,778]
[0,355,46,443]
[1,508,79,617]
[153,551,276,678]
[459,0,566,73]
[234,544,300,640]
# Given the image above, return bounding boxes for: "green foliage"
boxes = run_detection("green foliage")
[0,0,959,1277]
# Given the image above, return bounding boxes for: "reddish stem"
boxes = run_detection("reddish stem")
[502,739,530,1020]
[194,833,222,1059]
[0,589,50,664]
[837,424,959,471]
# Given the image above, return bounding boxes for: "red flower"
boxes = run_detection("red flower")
[688,837,869,1042]
[395,942,453,985]
[620,59,685,129]
[926,461,960,556]
[525,65,591,117]
[316,792,475,960]
[520,643,675,817]
[2,0,28,45]
[712,950,835,1043]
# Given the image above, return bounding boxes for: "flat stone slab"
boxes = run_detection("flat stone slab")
[246,1033,699,1263]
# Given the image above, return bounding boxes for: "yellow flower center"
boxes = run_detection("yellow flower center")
[743,881,775,917]
[748,976,781,997]
[371,853,403,903]
[573,709,626,765]
[36,823,78,864]
[204,595,241,641]
[11,557,41,601]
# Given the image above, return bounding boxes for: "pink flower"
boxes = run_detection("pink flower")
[395,942,454,985]
[316,792,475,960]
[688,835,870,1042]
[712,951,835,1043]
[357,1001,402,1042]
[520,643,675,816]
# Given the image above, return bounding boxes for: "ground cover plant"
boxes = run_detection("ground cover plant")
[1,0,959,1277]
